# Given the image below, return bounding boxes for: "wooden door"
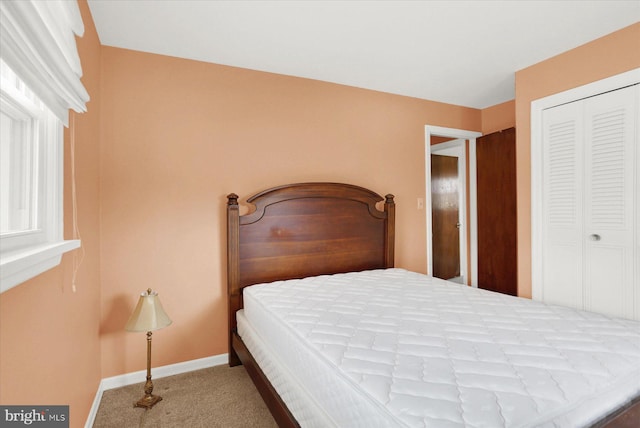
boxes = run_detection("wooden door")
[476,128,517,295]
[431,154,460,280]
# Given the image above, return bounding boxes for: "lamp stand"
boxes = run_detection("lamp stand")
[134,331,162,409]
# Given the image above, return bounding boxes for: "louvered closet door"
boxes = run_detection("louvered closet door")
[541,84,638,319]
[542,100,584,309]
[583,86,637,318]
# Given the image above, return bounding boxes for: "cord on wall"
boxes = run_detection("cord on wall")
[70,111,83,293]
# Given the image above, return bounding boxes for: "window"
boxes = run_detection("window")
[0,61,79,292]
[0,1,88,293]
[1,60,47,249]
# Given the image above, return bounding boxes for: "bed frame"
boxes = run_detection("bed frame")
[226,182,639,428]
[226,182,394,427]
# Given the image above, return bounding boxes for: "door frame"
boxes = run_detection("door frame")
[431,139,467,283]
[425,126,482,286]
[530,67,640,301]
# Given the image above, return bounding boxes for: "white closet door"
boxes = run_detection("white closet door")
[541,84,638,319]
[583,85,637,319]
[637,86,640,321]
[637,85,640,321]
[541,100,584,309]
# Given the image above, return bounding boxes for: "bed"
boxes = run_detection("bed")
[226,182,640,428]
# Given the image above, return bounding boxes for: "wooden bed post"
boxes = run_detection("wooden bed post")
[384,194,395,268]
[227,193,241,367]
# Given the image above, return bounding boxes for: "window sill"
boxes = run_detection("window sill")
[0,240,80,293]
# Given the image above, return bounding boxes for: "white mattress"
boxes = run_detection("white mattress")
[238,268,640,428]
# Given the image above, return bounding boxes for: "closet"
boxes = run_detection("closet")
[540,84,639,320]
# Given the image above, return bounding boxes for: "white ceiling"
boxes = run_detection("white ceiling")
[87,1,640,109]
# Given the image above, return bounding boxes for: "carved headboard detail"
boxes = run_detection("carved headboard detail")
[226,182,395,364]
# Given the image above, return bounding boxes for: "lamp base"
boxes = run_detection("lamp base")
[134,394,163,409]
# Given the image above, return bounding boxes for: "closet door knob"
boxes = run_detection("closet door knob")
[589,234,601,241]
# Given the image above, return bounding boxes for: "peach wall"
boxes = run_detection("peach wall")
[515,23,640,298]
[481,100,515,134]
[0,2,102,427]
[98,47,481,377]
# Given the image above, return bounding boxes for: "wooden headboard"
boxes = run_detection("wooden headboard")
[226,182,395,363]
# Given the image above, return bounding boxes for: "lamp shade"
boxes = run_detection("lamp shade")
[125,289,172,332]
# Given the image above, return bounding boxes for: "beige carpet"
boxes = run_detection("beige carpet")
[93,365,278,428]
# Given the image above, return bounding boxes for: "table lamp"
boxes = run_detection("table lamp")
[125,288,172,409]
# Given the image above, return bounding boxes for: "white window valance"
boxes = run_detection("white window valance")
[0,0,89,126]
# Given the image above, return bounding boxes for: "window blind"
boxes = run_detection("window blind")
[0,0,89,126]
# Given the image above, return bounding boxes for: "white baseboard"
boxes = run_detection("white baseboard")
[100,353,228,390]
[85,353,228,428]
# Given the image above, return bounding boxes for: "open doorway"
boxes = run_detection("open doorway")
[425,126,482,286]
[431,140,465,283]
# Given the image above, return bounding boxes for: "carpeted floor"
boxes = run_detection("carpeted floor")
[93,365,278,427]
